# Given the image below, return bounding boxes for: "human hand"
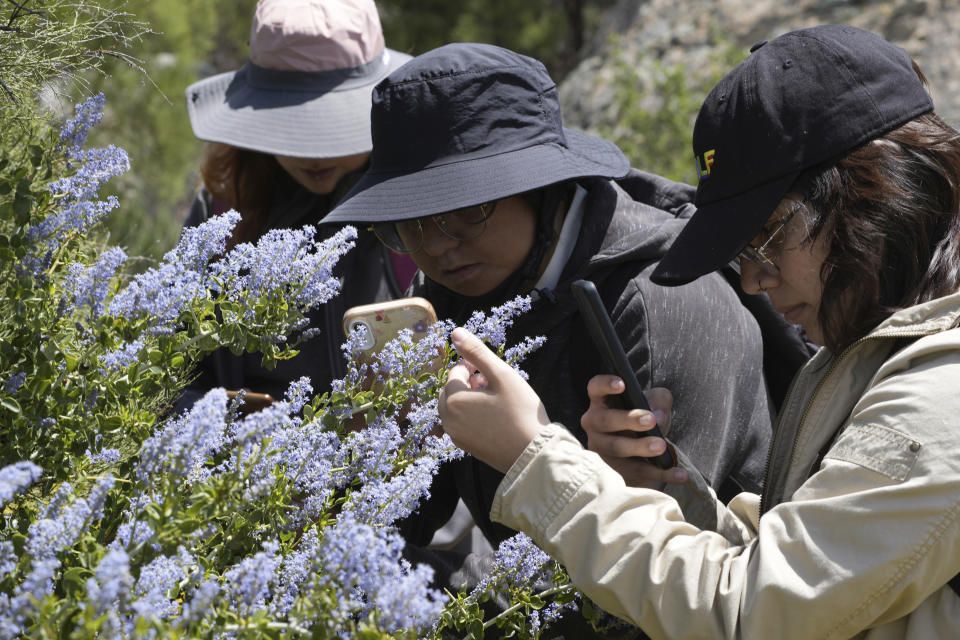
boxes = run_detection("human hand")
[581,375,687,488]
[438,327,551,473]
[226,389,275,415]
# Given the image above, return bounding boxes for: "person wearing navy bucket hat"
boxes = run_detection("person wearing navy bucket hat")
[323,42,806,632]
[174,0,415,414]
[437,25,960,639]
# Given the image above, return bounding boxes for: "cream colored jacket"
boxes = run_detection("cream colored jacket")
[491,292,960,639]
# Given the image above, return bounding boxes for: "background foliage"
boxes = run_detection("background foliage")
[42,0,716,262]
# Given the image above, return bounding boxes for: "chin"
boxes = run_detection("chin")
[439,279,498,298]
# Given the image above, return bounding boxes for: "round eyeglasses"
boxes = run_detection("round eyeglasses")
[738,201,804,274]
[371,202,497,254]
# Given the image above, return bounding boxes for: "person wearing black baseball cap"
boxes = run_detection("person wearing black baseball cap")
[439,25,960,638]
[323,42,796,631]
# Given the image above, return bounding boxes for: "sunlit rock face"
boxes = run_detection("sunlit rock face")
[561,0,960,132]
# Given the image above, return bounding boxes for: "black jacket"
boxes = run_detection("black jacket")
[406,170,812,546]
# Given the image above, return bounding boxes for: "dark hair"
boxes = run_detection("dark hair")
[799,111,960,352]
[200,143,279,248]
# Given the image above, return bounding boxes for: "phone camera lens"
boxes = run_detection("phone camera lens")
[348,320,376,351]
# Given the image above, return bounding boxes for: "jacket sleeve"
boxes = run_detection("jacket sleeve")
[492,341,960,639]
[610,268,772,497]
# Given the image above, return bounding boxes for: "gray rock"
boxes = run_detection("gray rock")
[561,0,960,140]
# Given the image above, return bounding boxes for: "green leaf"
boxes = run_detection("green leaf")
[61,566,91,598]
[13,194,32,225]
[468,620,485,639]
[0,396,21,413]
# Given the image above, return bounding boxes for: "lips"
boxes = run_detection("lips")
[442,263,482,280]
[302,167,336,182]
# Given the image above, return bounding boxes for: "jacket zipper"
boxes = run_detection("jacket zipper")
[758,328,935,516]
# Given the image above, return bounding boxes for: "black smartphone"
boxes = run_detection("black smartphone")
[571,279,675,469]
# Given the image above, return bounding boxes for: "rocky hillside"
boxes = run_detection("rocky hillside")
[560,0,960,157]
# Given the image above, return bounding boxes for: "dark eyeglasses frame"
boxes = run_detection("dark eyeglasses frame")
[738,201,804,274]
[370,201,497,254]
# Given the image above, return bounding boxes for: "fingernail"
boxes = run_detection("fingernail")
[649,439,665,453]
[638,413,655,427]
[611,378,623,390]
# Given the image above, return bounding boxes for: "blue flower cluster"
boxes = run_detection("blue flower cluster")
[0,461,42,506]
[56,92,105,157]
[313,514,445,632]
[464,296,533,348]
[0,475,115,637]
[24,94,129,276]
[63,246,127,317]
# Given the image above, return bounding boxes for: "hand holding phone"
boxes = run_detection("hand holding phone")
[571,279,676,469]
[225,389,275,414]
[342,297,439,367]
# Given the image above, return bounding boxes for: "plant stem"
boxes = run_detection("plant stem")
[479,582,576,631]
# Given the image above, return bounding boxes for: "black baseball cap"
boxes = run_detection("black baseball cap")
[651,24,934,286]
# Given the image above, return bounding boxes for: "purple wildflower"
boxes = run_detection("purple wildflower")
[214,224,356,311]
[85,549,133,636]
[47,146,130,203]
[271,529,320,617]
[86,448,121,465]
[222,539,280,616]
[136,388,229,484]
[275,419,339,522]
[334,415,402,486]
[464,295,532,348]
[3,557,59,636]
[168,210,241,275]
[100,338,144,371]
[108,261,206,330]
[177,578,220,626]
[57,93,105,157]
[0,541,16,576]
[0,462,42,506]
[3,373,26,395]
[131,549,193,621]
[110,518,154,552]
[283,376,313,414]
[342,454,441,527]
[26,476,113,562]
[503,335,547,380]
[472,533,555,597]
[63,246,127,317]
[315,515,445,632]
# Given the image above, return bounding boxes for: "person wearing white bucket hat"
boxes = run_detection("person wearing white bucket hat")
[175,0,415,411]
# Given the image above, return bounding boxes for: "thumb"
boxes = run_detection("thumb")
[450,327,510,389]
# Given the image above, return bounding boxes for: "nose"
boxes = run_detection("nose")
[740,258,778,295]
[419,219,460,256]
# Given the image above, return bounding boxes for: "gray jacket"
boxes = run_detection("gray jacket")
[407,171,805,547]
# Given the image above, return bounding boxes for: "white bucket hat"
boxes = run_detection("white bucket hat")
[185,0,411,158]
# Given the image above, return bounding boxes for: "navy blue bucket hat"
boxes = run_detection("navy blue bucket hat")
[321,43,630,224]
[651,24,933,286]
